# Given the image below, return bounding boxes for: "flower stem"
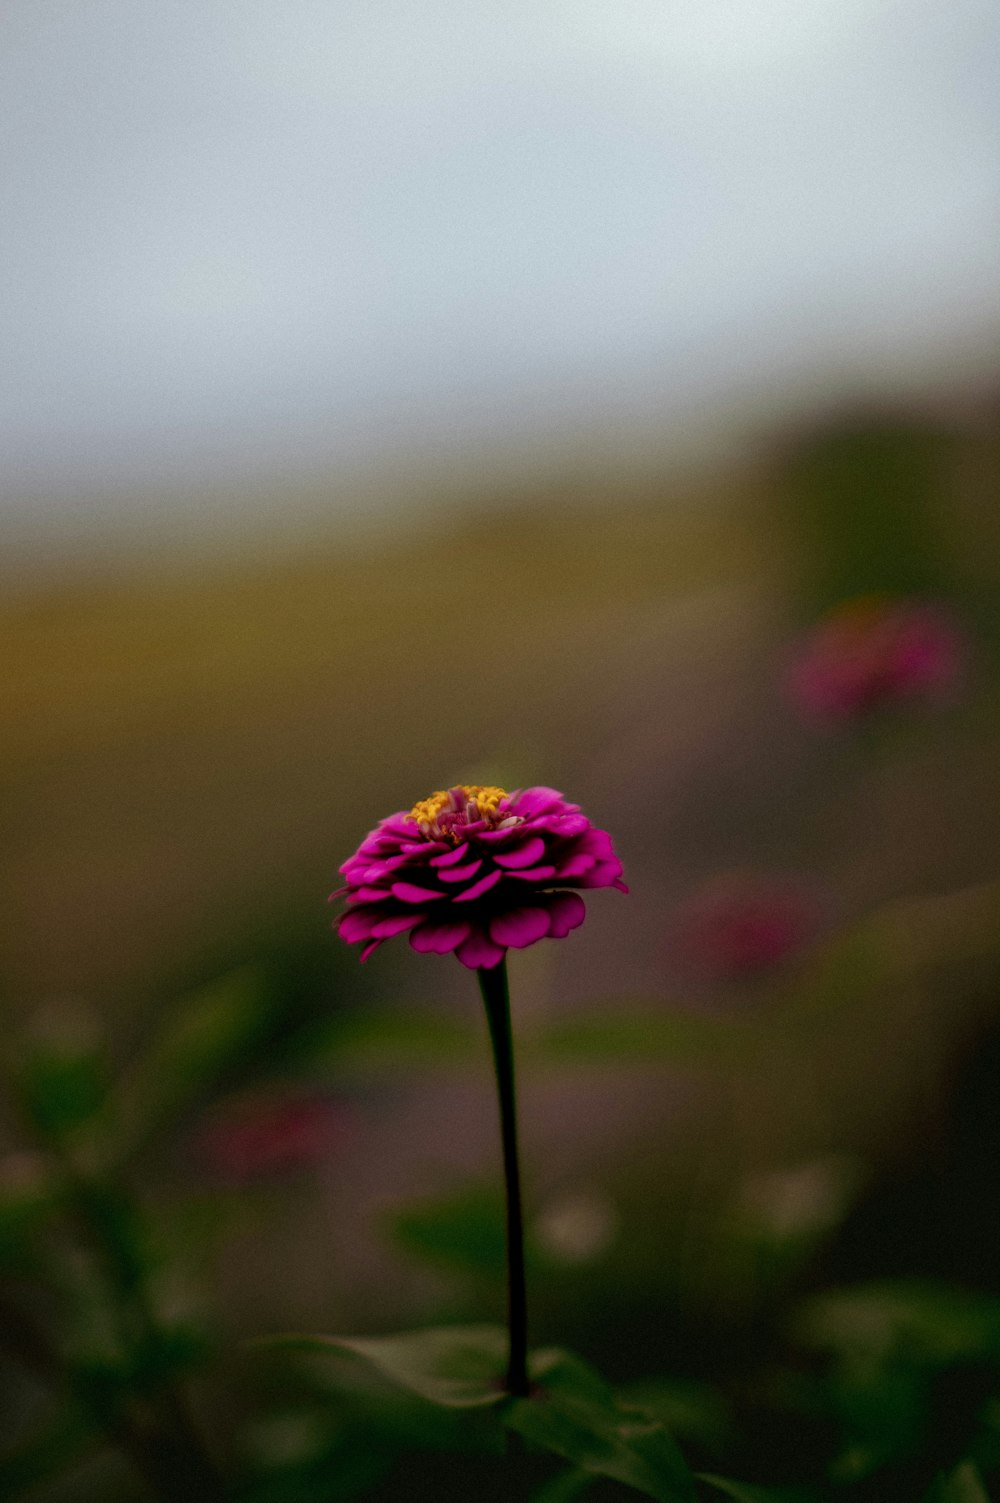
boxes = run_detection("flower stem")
[477,959,530,1398]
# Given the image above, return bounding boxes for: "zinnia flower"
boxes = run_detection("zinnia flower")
[333,785,626,969]
[195,1092,349,1182]
[786,595,963,720]
[669,873,819,983]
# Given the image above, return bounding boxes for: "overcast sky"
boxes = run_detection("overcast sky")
[2,1,999,540]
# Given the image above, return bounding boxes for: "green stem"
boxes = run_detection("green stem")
[477,958,530,1398]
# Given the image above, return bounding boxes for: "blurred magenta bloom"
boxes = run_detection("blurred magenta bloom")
[670,873,820,984]
[334,784,626,969]
[786,596,963,719]
[195,1092,349,1182]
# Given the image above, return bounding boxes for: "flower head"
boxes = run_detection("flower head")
[669,873,819,984]
[194,1091,349,1183]
[334,784,626,969]
[786,596,963,720]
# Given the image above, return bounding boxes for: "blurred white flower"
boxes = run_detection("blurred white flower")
[736,1154,862,1244]
[533,1188,619,1265]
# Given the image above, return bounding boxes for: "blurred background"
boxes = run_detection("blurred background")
[3,3,1000,1499]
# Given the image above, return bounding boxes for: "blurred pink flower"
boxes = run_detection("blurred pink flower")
[669,874,820,984]
[786,596,964,720]
[334,784,626,969]
[194,1092,349,1182]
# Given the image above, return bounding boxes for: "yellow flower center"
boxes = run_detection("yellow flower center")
[408,785,509,827]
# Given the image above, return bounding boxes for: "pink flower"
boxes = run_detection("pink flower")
[786,596,964,720]
[194,1092,349,1182]
[669,874,819,984]
[333,785,627,969]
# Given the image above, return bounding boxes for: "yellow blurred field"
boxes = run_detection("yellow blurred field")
[1,468,779,1005]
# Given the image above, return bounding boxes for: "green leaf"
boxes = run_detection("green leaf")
[240,1412,395,1503]
[390,1184,508,1277]
[529,1348,619,1407]
[113,968,273,1154]
[619,1380,732,1452]
[0,1413,97,1501]
[532,1469,594,1502]
[508,1347,695,1503]
[531,1012,739,1066]
[128,1321,209,1392]
[698,1477,819,1503]
[19,1049,107,1140]
[70,1178,150,1298]
[309,1006,479,1072]
[925,1461,992,1503]
[798,1281,1000,1368]
[0,1169,61,1270]
[258,1325,510,1408]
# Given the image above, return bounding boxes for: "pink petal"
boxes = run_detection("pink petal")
[452,869,503,902]
[409,919,472,954]
[493,836,547,869]
[507,864,557,882]
[381,814,415,837]
[549,813,591,837]
[360,940,382,962]
[371,912,423,938]
[362,855,411,880]
[578,829,615,860]
[489,907,551,949]
[432,844,474,868]
[352,885,391,903]
[338,910,379,943]
[391,881,446,904]
[544,891,586,938]
[554,852,596,879]
[575,860,625,889]
[438,858,483,884]
[456,930,507,969]
[512,787,569,816]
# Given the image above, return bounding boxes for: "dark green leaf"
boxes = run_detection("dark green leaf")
[19,1051,107,1139]
[390,1184,508,1277]
[0,1170,61,1270]
[114,968,273,1154]
[924,1462,991,1503]
[71,1179,150,1298]
[128,1321,209,1391]
[508,1347,695,1503]
[0,1412,97,1501]
[240,1413,394,1503]
[309,1007,479,1072]
[619,1380,732,1452]
[258,1325,510,1408]
[698,1477,819,1503]
[798,1281,1000,1368]
[529,1348,618,1408]
[531,1012,739,1066]
[532,1469,594,1502]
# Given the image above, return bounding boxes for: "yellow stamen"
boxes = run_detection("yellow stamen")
[407,785,509,826]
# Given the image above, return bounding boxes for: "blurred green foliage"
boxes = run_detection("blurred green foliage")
[4,905,1000,1501]
[2,415,1000,1499]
